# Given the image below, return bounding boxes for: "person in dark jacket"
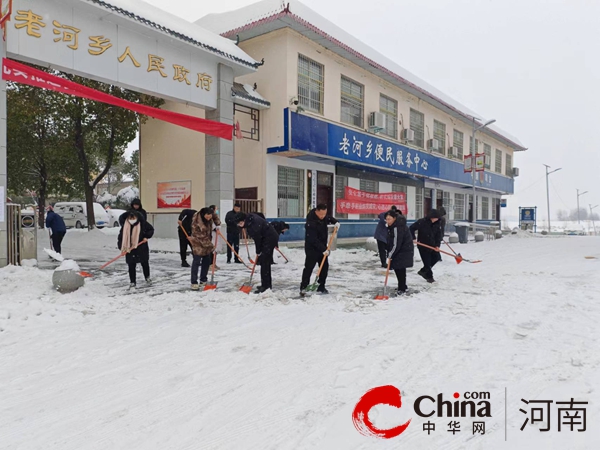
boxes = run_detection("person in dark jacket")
[409,209,442,283]
[117,211,155,288]
[208,205,222,270]
[385,210,414,294]
[45,206,67,254]
[188,208,218,290]
[236,212,279,293]
[300,204,340,295]
[374,206,398,267]
[119,198,147,226]
[225,204,242,264]
[270,221,290,244]
[177,209,197,267]
[431,206,447,265]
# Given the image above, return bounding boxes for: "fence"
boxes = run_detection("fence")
[235,199,264,214]
[6,204,21,265]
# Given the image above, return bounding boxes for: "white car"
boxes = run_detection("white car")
[105,208,126,228]
[53,202,111,229]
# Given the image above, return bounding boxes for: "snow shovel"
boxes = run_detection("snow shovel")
[375,259,392,300]
[416,242,463,264]
[240,258,258,294]
[203,232,219,291]
[243,229,255,264]
[79,239,148,277]
[216,229,251,269]
[442,239,482,264]
[276,247,289,263]
[306,226,339,292]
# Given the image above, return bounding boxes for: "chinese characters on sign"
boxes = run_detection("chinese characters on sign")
[336,187,408,215]
[157,181,192,209]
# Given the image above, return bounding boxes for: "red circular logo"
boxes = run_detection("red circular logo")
[352,385,411,439]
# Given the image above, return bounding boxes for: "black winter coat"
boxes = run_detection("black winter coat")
[225,210,240,235]
[119,200,147,226]
[386,216,414,270]
[178,209,196,235]
[304,209,338,256]
[409,217,442,250]
[244,213,279,264]
[117,212,154,264]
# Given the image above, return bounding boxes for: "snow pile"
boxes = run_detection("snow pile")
[96,191,115,205]
[21,259,38,267]
[116,186,139,204]
[55,259,80,272]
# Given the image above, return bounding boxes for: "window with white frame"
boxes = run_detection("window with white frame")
[277,166,304,218]
[360,179,378,219]
[335,175,348,219]
[495,149,502,173]
[410,109,425,149]
[415,187,424,218]
[341,76,364,128]
[454,193,464,220]
[433,120,446,155]
[482,196,489,220]
[443,191,451,212]
[298,55,324,114]
[379,94,398,139]
[484,144,492,170]
[453,129,464,160]
[505,153,513,177]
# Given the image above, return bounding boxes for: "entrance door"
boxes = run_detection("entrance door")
[424,189,433,216]
[468,202,473,222]
[316,172,334,212]
[436,190,444,209]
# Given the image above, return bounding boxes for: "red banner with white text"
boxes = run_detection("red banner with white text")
[2,58,233,140]
[337,187,407,215]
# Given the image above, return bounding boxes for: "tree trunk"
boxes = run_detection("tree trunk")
[37,170,47,230]
[74,114,96,230]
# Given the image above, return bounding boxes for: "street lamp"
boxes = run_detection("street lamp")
[576,189,588,223]
[590,204,599,235]
[543,164,562,233]
[471,119,496,223]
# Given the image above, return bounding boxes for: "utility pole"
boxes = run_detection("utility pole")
[544,165,562,233]
[576,189,588,224]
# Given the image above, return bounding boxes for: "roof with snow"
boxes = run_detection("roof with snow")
[84,0,260,70]
[196,0,527,151]
[232,82,271,109]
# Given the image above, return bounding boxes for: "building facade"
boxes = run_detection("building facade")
[141,0,526,239]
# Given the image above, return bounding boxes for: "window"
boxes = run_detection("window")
[410,109,425,148]
[379,94,398,139]
[277,166,304,218]
[391,183,407,193]
[335,175,348,219]
[453,129,464,160]
[454,193,464,220]
[469,137,479,155]
[482,196,489,220]
[415,187,424,218]
[298,55,324,114]
[484,144,491,169]
[505,153,513,177]
[443,191,451,211]
[360,179,378,219]
[495,149,502,173]
[433,120,446,155]
[341,76,364,128]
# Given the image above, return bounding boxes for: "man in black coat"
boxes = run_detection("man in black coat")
[236,212,279,293]
[375,206,398,267]
[177,208,197,267]
[225,203,242,264]
[119,198,148,226]
[432,206,447,265]
[386,210,414,294]
[300,204,340,295]
[409,209,442,283]
[45,206,67,254]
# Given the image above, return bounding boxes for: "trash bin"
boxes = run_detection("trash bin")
[455,223,469,244]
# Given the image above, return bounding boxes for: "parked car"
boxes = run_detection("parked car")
[105,208,126,228]
[53,202,111,229]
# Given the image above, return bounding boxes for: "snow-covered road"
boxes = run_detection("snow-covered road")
[1,230,599,449]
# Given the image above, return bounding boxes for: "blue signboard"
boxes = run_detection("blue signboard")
[520,207,536,224]
[268,109,515,194]
[500,198,507,208]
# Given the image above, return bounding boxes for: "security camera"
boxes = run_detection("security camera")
[290,96,299,106]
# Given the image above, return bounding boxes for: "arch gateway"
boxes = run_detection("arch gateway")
[0,0,259,266]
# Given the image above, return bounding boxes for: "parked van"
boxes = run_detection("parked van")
[53,202,111,229]
[105,208,126,228]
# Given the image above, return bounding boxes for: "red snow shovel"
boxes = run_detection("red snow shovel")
[204,232,219,291]
[276,247,289,263]
[243,229,255,265]
[416,242,463,264]
[443,239,482,264]
[79,239,148,277]
[239,258,258,294]
[375,259,392,300]
[216,229,251,269]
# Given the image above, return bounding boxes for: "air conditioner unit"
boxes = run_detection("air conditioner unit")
[427,139,440,151]
[448,146,458,157]
[512,167,520,177]
[402,129,415,142]
[368,111,386,131]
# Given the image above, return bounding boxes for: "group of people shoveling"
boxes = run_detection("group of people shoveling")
[110,198,475,296]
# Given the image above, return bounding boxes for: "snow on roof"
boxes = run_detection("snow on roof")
[232,82,271,108]
[197,0,526,150]
[85,0,260,69]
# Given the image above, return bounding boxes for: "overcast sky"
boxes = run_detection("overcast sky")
[140,0,600,223]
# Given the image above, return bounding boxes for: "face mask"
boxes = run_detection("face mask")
[128,219,137,225]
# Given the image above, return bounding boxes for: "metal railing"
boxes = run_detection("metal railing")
[235,199,264,214]
[7,204,21,265]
